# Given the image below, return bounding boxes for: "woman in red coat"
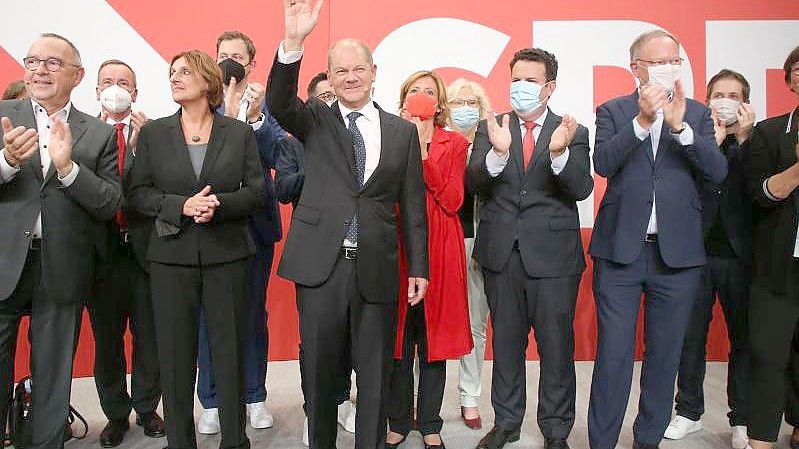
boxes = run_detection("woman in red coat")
[385,70,473,449]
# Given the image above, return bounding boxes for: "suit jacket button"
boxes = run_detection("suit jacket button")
[24,230,31,237]
[716,189,722,195]
[520,189,527,196]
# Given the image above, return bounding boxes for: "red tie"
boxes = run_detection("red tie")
[114,123,127,231]
[523,121,538,170]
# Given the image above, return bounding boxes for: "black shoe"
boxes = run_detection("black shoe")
[385,433,407,449]
[544,438,569,449]
[632,442,659,449]
[99,419,129,448]
[476,426,521,449]
[136,412,166,438]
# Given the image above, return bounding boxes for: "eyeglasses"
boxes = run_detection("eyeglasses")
[99,78,135,90]
[23,57,80,72]
[449,98,480,108]
[316,91,336,102]
[636,57,683,66]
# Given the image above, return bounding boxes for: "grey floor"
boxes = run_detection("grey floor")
[65,361,792,449]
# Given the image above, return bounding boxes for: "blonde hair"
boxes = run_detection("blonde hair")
[446,78,491,121]
[398,71,450,128]
[170,50,224,109]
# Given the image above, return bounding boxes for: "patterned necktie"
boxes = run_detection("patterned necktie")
[345,111,365,244]
[114,123,127,230]
[522,121,537,170]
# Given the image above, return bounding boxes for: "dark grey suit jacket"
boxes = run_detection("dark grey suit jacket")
[266,54,428,304]
[467,109,593,277]
[0,99,122,303]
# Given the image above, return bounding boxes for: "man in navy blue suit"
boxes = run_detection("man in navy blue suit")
[587,30,727,449]
[195,30,287,435]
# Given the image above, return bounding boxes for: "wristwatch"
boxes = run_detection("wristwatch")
[670,121,687,134]
[247,113,264,125]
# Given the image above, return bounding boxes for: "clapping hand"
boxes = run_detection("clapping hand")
[486,110,512,156]
[49,118,74,176]
[1,117,38,167]
[549,114,578,154]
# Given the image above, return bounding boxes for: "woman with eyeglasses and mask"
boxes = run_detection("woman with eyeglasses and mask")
[445,78,492,430]
[746,45,799,449]
[127,50,264,449]
[386,70,473,449]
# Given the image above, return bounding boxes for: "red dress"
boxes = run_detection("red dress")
[394,126,473,362]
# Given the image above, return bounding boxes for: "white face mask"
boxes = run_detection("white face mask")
[646,64,681,93]
[709,98,741,126]
[100,85,132,114]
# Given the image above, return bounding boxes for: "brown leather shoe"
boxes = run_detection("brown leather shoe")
[461,406,482,430]
[136,412,166,438]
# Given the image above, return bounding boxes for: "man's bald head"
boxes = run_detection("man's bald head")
[328,39,373,70]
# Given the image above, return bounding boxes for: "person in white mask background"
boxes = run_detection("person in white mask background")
[588,30,727,449]
[89,58,164,448]
[663,68,755,449]
[445,78,492,431]
[468,47,593,449]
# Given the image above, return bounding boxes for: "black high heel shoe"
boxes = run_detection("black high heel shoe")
[385,434,407,449]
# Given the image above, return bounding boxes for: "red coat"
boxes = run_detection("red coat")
[394,126,473,362]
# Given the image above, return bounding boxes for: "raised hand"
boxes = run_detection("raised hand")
[224,77,244,119]
[284,0,324,50]
[486,111,512,156]
[637,83,667,129]
[550,114,578,154]
[663,79,687,132]
[129,111,149,149]
[245,82,266,123]
[710,107,727,146]
[734,102,756,145]
[1,117,38,167]
[410,116,433,160]
[49,118,74,176]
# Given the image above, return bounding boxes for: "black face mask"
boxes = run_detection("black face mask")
[219,58,246,86]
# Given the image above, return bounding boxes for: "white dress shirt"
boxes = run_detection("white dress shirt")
[0,100,80,237]
[632,109,695,234]
[485,108,570,177]
[278,41,383,247]
[105,114,131,142]
[235,89,264,132]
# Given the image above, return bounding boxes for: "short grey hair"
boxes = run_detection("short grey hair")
[39,32,82,66]
[327,38,373,69]
[629,29,680,61]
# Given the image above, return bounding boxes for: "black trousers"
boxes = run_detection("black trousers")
[676,256,750,426]
[0,247,82,449]
[150,260,249,449]
[748,260,799,442]
[297,254,394,449]
[482,249,579,439]
[387,303,446,436]
[87,235,161,421]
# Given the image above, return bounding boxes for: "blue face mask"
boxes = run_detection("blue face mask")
[510,80,546,114]
[450,106,480,130]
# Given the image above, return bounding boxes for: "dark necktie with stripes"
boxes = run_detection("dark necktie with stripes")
[345,111,365,244]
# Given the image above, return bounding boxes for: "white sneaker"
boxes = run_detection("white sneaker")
[337,400,356,433]
[246,401,274,429]
[663,415,702,440]
[302,416,309,446]
[197,408,220,434]
[731,425,749,449]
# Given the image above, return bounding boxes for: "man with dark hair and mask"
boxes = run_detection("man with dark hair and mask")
[467,47,593,449]
[194,30,287,435]
[89,58,164,447]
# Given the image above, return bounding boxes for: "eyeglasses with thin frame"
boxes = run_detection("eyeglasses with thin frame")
[636,57,683,66]
[449,98,480,108]
[316,91,336,102]
[23,57,80,72]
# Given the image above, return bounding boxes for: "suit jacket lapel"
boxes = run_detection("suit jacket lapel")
[197,115,227,186]
[42,108,89,189]
[362,105,393,192]
[507,111,524,179]
[12,101,42,182]
[331,101,358,178]
[166,112,196,187]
